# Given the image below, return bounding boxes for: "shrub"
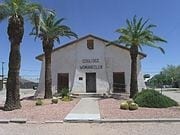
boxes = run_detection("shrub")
[51,97,58,104]
[36,98,43,106]
[127,99,134,105]
[120,101,129,110]
[61,88,69,98]
[133,89,178,108]
[120,100,138,110]
[62,96,73,102]
[129,102,138,110]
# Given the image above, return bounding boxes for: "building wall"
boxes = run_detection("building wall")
[105,45,131,93]
[36,37,145,97]
[72,38,109,93]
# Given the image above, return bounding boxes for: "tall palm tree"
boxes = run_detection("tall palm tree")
[115,16,167,98]
[0,0,42,111]
[31,13,77,99]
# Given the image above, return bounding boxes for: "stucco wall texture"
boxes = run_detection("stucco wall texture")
[35,35,146,97]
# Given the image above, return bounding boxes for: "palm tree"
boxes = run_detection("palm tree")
[31,13,77,99]
[115,16,167,98]
[0,0,42,111]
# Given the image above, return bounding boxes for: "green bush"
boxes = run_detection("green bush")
[36,98,43,106]
[62,96,73,102]
[61,88,69,98]
[133,89,178,108]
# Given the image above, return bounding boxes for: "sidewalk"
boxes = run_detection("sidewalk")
[64,98,100,121]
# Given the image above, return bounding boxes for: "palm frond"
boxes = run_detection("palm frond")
[0,4,11,21]
[153,35,167,43]
[114,15,166,54]
[30,12,78,45]
[136,17,143,32]
[126,19,133,33]
[23,3,43,16]
[139,18,149,34]
[145,41,165,54]
[54,18,65,26]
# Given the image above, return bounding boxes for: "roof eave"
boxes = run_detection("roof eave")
[35,34,147,61]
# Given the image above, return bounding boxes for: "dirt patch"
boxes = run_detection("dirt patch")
[0,98,80,122]
[99,98,180,119]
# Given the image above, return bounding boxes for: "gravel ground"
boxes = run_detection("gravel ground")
[0,98,80,122]
[99,98,180,119]
[1,97,180,122]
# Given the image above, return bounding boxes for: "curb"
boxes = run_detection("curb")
[1,118,180,124]
[0,119,9,124]
[64,118,180,123]
[101,118,180,123]
[26,121,40,124]
[64,119,101,123]
[45,120,63,124]
[10,119,27,124]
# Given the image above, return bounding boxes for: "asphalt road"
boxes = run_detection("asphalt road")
[0,89,35,103]
[162,90,180,103]
[0,123,180,135]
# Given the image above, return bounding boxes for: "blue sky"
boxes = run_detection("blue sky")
[0,0,180,81]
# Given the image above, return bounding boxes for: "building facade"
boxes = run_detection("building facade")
[35,35,146,97]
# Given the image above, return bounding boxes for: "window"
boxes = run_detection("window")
[87,39,94,49]
[57,73,69,93]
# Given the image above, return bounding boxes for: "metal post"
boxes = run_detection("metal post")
[160,71,163,94]
[1,62,5,89]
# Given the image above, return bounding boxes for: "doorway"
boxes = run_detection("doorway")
[86,73,96,93]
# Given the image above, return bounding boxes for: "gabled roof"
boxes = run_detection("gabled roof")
[36,34,146,61]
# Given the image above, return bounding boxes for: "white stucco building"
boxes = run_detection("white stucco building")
[35,34,146,97]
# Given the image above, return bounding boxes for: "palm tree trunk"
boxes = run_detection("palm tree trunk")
[130,45,138,98]
[43,40,53,99]
[4,15,24,111]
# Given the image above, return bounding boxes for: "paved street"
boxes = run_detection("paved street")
[0,89,35,103]
[0,123,180,135]
[155,88,180,103]
[162,90,180,103]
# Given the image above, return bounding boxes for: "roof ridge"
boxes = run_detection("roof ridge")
[36,34,146,61]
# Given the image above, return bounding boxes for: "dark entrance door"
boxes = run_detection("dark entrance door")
[113,72,125,93]
[57,73,69,93]
[86,73,96,93]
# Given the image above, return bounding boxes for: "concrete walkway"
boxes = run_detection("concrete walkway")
[64,98,100,121]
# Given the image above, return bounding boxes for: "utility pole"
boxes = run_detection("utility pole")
[1,62,5,89]
[160,71,163,94]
